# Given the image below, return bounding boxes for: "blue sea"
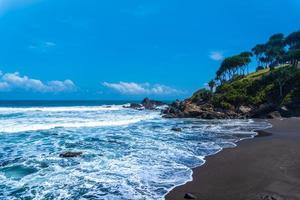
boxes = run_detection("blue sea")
[0,101,270,200]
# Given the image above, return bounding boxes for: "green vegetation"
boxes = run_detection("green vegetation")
[191,65,300,116]
[214,30,300,86]
[215,66,298,105]
[193,30,300,117]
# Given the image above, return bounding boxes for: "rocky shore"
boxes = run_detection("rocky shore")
[161,99,286,119]
[126,97,291,120]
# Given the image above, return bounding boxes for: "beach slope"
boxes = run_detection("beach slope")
[166,118,300,200]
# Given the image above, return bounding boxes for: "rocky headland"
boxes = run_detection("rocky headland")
[163,66,300,120]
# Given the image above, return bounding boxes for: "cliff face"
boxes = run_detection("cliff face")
[163,65,300,119]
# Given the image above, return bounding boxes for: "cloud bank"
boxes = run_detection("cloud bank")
[103,82,181,95]
[0,71,76,93]
[209,51,224,61]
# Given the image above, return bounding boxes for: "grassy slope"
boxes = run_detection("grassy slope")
[191,65,300,116]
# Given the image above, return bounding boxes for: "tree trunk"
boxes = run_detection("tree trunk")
[278,81,284,97]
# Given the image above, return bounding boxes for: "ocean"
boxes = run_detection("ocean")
[0,101,270,200]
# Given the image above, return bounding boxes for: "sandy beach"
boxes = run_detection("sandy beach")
[166,118,300,200]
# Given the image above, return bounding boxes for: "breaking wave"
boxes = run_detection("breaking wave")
[0,102,270,200]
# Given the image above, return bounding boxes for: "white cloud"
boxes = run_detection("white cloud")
[209,51,224,61]
[28,41,57,52]
[102,82,181,95]
[0,82,9,91]
[45,42,56,47]
[0,71,76,93]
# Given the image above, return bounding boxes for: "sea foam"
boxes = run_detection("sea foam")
[0,103,270,200]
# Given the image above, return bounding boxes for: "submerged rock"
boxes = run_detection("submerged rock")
[1,165,38,180]
[171,127,182,132]
[59,151,83,158]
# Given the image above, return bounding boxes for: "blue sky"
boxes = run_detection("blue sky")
[0,0,299,100]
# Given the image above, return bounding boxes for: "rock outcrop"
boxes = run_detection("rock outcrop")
[162,65,300,119]
[126,98,166,110]
[162,100,241,119]
[126,103,143,110]
[162,100,289,119]
[141,98,165,110]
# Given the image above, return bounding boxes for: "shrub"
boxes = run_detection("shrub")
[256,66,264,71]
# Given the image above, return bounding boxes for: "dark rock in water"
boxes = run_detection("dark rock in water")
[128,103,143,109]
[39,162,49,168]
[59,151,83,158]
[141,98,165,110]
[123,103,142,109]
[267,111,282,119]
[162,114,176,118]
[125,98,166,110]
[171,127,182,132]
[184,192,197,199]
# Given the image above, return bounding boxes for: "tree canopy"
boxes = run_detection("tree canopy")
[216,30,300,85]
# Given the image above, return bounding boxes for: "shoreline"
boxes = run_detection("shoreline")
[165,118,300,200]
[162,119,266,200]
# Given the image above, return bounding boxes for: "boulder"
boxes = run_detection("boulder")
[171,127,182,132]
[162,100,240,119]
[258,192,283,200]
[59,151,83,158]
[141,98,165,110]
[162,113,176,118]
[128,103,143,109]
[267,111,282,119]
[184,193,198,199]
[239,106,252,114]
[251,103,276,118]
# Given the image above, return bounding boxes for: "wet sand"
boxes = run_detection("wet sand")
[165,118,300,200]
